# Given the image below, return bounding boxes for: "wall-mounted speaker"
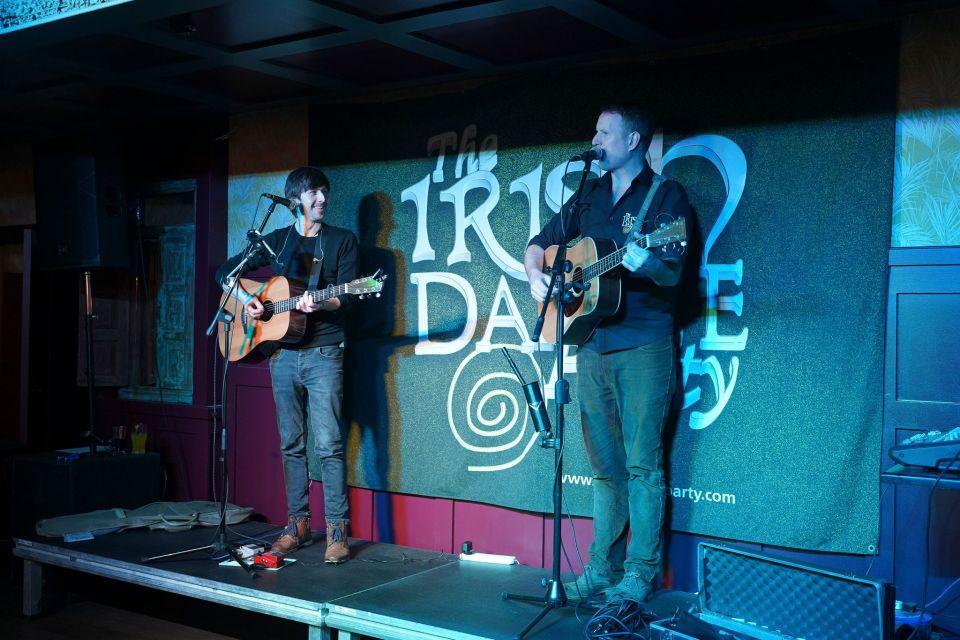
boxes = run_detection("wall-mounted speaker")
[34,149,130,270]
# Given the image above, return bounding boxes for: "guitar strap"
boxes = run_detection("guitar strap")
[307,228,325,292]
[627,174,665,241]
[255,228,326,359]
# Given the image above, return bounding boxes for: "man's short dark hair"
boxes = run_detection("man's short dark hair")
[600,105,655,153]
[284,166,330,200]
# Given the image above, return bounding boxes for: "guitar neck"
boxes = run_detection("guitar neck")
[273,285,346,314]
[581,235,652,282]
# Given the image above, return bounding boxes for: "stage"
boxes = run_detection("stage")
[13,522,692,639]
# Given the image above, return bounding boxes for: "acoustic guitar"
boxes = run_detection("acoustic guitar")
[537,218,686,345]
[218,272,386,362]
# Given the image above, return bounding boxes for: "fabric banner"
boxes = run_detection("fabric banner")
[232,28,896,553]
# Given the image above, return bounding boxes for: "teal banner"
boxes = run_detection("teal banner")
[233,29,896,553]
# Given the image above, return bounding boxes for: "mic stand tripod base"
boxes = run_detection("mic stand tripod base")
[501,578,568,639]
[141,532,257,579]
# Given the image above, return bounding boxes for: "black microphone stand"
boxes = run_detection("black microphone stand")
[141,201,283,576]
[81,270,99,456]
[501,161,596,639]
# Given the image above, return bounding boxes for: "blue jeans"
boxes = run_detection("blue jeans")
[577,336,676,582]
[269,344,348,523]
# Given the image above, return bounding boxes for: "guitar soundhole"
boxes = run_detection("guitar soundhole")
[260,300,274,322]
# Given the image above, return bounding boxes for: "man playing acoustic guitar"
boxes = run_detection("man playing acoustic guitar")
[524,106,692,603]
[216,166,357,564]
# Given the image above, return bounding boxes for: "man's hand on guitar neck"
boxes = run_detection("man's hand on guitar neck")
[296,294,321,313]
[622,241,682,287]
[621,242,651,272]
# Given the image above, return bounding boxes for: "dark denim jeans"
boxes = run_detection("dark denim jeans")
[269,344,348,524]
[577,335,676,583]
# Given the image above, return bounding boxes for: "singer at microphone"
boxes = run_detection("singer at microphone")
[215,166,359,564]
[569,147,605,164]
[523,106,694,603]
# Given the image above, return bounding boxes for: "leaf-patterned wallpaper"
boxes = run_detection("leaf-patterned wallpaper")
[894,9,960,247]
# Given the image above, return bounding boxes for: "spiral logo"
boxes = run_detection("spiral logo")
[447,344,543,472]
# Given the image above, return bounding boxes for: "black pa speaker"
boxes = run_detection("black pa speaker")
[34,150,130,270]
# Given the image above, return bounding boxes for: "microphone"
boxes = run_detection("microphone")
[569,148,604,164]
[500,348,552,434]
[261,193,299,211]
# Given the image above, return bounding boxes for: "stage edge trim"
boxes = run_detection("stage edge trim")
[13,539,324,627]
[325,606,494,640]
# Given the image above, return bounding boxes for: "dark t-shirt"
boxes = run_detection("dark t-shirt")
[215,224,359,349]
[527,165,692,353]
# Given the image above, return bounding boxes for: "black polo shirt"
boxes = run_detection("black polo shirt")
[527,165,692,353]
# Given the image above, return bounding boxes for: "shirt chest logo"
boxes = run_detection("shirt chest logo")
[620,211,638,234]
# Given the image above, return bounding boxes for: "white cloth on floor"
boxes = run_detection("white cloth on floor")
[36,501,254,538]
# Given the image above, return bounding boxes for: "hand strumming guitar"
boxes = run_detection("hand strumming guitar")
[523,244,554,303]
[245,297,265,319]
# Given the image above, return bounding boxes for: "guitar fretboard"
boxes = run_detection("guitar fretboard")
[575,236,650,283]
[271,285,348,314]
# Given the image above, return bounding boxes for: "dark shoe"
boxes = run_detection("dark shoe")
[605,572,652,603]
[324,521,349,564]
[563,564,619,601]
[270,515,312,556]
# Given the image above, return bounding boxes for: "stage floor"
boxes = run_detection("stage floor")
[14,522,691,639]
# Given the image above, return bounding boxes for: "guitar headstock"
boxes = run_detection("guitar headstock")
[346,270,388,299]
[644,217,687,249]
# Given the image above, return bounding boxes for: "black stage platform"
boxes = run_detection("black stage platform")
[14,522,692,639]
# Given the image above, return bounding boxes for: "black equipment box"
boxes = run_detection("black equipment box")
[8,452,163,537]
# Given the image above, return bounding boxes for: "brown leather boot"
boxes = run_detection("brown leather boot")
[270,515,312,556]
[324,521,349,564]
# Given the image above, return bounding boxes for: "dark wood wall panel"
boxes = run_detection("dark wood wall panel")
[884,247,960,604]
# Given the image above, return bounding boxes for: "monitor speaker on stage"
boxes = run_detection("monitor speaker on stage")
[34,149,130,271]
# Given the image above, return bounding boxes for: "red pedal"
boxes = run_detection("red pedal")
[253,552,282,569]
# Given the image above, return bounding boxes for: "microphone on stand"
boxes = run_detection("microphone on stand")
[261,193,300,212]
[500,348,552,435]
[569,148,605,164]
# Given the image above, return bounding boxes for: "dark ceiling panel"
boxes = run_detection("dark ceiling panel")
[2,0,953,136]
[38,33,198,72]
[273,40,460,85]
[0,101,86,126]
[0,60,78,92]
[414,7,629,65]
[323,0,475,21]
[161,0,341,50]
[64,85,201,111]
[170,66,317,103]
[599,0,836,39]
